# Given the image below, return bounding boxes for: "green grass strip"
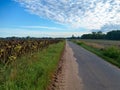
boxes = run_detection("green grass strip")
[0,41,65,90]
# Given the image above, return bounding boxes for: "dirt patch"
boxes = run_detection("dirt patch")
[48,42,83,90]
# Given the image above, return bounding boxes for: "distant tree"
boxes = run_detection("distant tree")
[92,32,97,35]
[106,30,120,40]
[81,30,120,40]
[81,31,105,39]
[97,31,103,35]
[71,34,75,39]
[26,36,31,39]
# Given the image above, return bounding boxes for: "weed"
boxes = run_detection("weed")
[103,46,120,59]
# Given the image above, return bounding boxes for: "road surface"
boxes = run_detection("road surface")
[68,41,120,90]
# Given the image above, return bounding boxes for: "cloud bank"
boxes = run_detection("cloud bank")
[15,0,120,30]
[0,28,88,37]
[21,25,65,30]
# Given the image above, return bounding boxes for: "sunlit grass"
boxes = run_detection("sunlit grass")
[0,41,65,90]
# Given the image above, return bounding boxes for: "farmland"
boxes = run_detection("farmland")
[78,39,120,48]
[0,38,65,90]
[0,38,61,65]
[73,39,120,68]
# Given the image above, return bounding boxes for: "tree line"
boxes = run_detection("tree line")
[81,30,120,40]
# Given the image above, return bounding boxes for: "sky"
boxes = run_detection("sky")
[0,0,120,37]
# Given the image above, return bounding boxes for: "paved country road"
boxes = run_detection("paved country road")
[68,41,120,90]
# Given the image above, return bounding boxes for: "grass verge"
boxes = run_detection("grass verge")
[0,41,65,90]
[73,40,120,68]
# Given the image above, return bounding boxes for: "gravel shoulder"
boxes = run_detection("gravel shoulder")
[63,42,83,90]
[50,41,83,90]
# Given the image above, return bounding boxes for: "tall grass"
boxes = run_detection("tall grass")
[103,46,120,59]
[0,41,65,90]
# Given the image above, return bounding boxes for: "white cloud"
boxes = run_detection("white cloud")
[15,0,120,30]
[0,28,88,37]
[21,26,65,30]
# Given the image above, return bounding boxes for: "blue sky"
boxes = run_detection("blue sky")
[0,0,120,37]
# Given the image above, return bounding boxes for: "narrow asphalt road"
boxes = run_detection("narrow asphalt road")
[68,41,120,90]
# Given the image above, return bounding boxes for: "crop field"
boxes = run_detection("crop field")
[76,39,120,49]
[0,38,61,65]
[74,39,120,68]
[0,38,64,90]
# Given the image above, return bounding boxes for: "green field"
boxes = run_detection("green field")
[0,41,65,90]
[73,39,120,68]
[78,39,120,48]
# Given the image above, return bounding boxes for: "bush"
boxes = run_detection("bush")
[103,46,120,59]
[117,56,120,63]
[77,41,84,45]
